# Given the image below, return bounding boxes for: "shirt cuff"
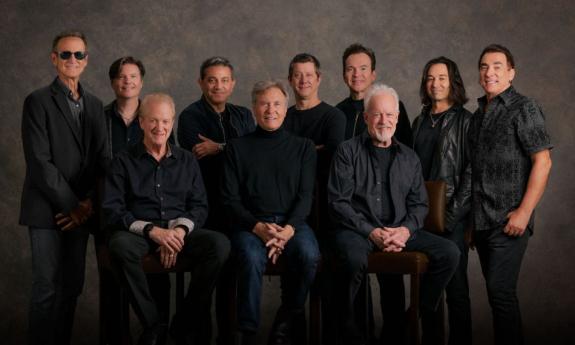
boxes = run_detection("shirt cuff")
[129,220,153,236]
[168,218,195,235]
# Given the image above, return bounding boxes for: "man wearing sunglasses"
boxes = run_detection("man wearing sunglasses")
[20,30,108,345]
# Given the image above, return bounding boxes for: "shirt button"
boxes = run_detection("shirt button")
[161,211,165,215]
[376,198,381,202]
[160,197,164,201]
[377,181,381,185]
[157,184,160,187]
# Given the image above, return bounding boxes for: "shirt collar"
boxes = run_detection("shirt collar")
[477,85,516,109]
[133,140,176,159]
[56,76,84,99]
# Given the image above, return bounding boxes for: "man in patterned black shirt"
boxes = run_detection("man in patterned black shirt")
[469,44,552,345]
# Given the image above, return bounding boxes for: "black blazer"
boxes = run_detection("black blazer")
[20,78,109,228]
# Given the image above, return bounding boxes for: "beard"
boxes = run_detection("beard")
[372,128,394,146]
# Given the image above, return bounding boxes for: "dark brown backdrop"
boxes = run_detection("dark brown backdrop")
[1,1,574,344]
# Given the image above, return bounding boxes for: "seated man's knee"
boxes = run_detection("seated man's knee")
[108,232,143,263]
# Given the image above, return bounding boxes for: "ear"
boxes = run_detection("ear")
[370,70,377,83]
[509,68,516,83]
[50,52,58,67]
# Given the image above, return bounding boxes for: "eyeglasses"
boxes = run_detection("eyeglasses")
[56,51,88,60]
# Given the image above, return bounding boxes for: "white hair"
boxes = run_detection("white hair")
[363,83,400,113]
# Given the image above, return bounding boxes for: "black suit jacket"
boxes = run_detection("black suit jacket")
[20,78,109,228]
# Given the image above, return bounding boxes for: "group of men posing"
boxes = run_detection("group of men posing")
[20,30,552,345]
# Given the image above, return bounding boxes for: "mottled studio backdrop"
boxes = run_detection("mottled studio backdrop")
[1,0,574,344]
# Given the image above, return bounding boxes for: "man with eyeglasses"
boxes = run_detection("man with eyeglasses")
[20,30,108,345]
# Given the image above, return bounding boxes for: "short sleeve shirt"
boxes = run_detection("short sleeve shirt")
[469,86,552,231]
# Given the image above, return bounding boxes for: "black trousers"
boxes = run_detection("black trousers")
[28,226,90,345]
[442,222,472,345]
[108,228,230,337]
[331,229,460,345]
[474,227,529,345]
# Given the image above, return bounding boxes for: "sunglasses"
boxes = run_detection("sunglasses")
[56,51,88,60]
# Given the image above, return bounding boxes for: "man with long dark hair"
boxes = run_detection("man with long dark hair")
[412,56,473,345]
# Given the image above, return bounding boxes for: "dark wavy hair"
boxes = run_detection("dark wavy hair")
[478,43,515,69]
[108,56,146,81]
[419,56,468,106]
[288,53,321,79]
[342,43,376,73]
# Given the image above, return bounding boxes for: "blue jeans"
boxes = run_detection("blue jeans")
[28,226,90,345]
[230,219,320,332]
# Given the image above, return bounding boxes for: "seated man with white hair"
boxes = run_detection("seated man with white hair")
[328,83,460,345]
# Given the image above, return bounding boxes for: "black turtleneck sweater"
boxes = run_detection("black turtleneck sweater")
[221,126,317,230]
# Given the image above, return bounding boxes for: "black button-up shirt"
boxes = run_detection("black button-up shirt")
[104,100,144,156]
[469,86,552,231]
[103,141,208,236]
[328,132,428,237]
[57,77,84,130]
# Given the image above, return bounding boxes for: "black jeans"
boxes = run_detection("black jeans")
[331,229,460,345]
[28,226,90,345]
[474,227,529,345]
[442,221,472,345]
[108,228,230,338]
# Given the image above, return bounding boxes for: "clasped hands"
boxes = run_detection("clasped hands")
[149,226,187,269]
[369,226,411,252]
[55,199,93,231]
[253,222,295,264]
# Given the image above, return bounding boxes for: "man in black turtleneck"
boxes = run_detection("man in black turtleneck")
[336,43,412,146]
[221,80,319,345]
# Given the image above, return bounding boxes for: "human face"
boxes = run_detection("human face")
[364,93,398,147]
[139,101,174,149]
[426,63,451,104]
[479,52,515,100]
[252,87,287,131]
[289,62,321,100]
[51,37,88,80]
[198,65,235,108]
[111,63,143,100]
[344,53,376,97]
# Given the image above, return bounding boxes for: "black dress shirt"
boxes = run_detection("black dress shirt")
[56,77,84,131]
[103,141,208,236]
[104,100,143,156]
[469,86,552,232]
[328,132,428,237]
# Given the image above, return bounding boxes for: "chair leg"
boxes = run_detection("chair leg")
[408,273,421,345]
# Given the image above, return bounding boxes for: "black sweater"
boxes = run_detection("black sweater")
[221,126,317,230]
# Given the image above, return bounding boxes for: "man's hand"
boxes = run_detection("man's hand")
[192,134,221,159]
[158,245,177,269]
[369,228,388,251]
[149,227,184,253]
[382,226,411,252]
[504,208,530,237]
[55,199,93,231]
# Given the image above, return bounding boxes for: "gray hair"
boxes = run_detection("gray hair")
[140,93,176,119]
[364,83,400,113]
[52,30,87,51]
[200,56,234,80]
[251,80,290,105]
